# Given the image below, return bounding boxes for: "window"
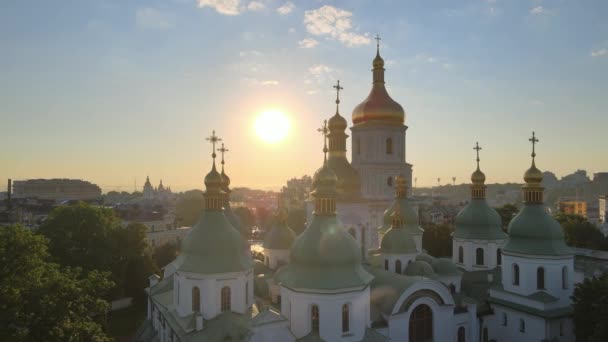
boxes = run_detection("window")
[245,282,249,305]
[519,319,525,333]
[342,304,350,333]
[386,138,393,154]
[512,264,520,285]
[458,326,466,342]
[192,286,200,312]
[537,267,545,290]
[409,304,433,342]
[396,260,402,274]
[562,266,568,289]
[497,248,502,265]
[476,248,484,265]
[458,246,464,263]
[221,286,231,312]
[384,259,389,271]
[311,305,320,333]
[502,313,508,326]
[387,176,393,187]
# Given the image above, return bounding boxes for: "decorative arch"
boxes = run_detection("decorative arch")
[409,304,432,342]
[398,289,445,314]
[386,138,393,155]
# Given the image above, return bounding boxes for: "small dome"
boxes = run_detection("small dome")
[220,170,231,191]
[404,260,435,277]
[264,220,296,250]
[432,259,460,276]
[373,53,384,69]
[311,163,338,197]
[328,112,347,132]
[524,163,543,185]
[380,227,417,254]
[327,158,361,198]
[204,164,223,190]
[415,253,436,264]
[454,199,507,240]
[471,168,486,185]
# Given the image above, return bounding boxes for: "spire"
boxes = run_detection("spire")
[204,130,224,210]
[372,34,385,83]
[333,80,343,114]
[375,33,381,56]
[471,142,487,199]
[317,120,329,164]
[523,131,544,204]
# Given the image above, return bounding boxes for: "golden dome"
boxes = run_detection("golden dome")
[524,162,543,185]
[328,112,347,132]
[352,47,405,126]
[471,168,486,185]
[204,163,223,192]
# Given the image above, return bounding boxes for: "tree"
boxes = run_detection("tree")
[494,204,519,231]
[422,224,454,257]
[153,242,179,269]
[572,275,608,342]
[0,225,114,341]
[287,207,307,235]
[234,206,255,231]
[555,213,607,250]
[176,190,204,227]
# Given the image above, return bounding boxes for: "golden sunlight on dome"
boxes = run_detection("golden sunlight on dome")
[254,109,290,143]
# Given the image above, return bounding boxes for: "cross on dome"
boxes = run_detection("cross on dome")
[474,142,482,168]
[217,143,229,168]
[317,120,329,162]
[529,131,539,159]
[206,130,222,160]
[375,34,381,53]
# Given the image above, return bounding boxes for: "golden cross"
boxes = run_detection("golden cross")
[474,142,482,168]
[317,120,329,162]
[205,130,222,159]
[333,80,343,105]
[375,34,381,52]
[529,131,539,159]
[217,143,229,168]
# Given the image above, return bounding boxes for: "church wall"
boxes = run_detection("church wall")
[453,238,507,271]
[280,286,370,341]
[489,304,565,342]
[387,296,454,342]
[381,253,417,274]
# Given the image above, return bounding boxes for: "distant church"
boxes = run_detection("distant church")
[136,39,577,342]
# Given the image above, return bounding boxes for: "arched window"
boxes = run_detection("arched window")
[537,267,545,289]
[409,304,432,342]
[502,313,508,326]
[221,286,231,312]
[311,305,320,333]
[458,326,466,342]
[512,264,520,285]
[519,319,526,332]
[476,248,484,265]
[245,282,249,305]
[387,176,393,187]
[458,246,464,263]
[497,248,502,265]
[396,260,402,274]
[384,259,389,271]
[562,266,568,289]
[386,138,393,154]
[192,286,200,312]
[342,304,350,333]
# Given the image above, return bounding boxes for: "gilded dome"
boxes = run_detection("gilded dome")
[220,170,231,191]
[328,112,348,131]
[311,163,338,197]
[204,164,223,192]
[524,162,543,185]
[471,168,486,185]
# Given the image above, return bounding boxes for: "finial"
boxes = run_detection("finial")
[375,33,381,55]
[317,120,329,163]
[217,143,229,172]
[206,130,222,166]
[333,80,343,113]
[529,131,539,161]
[474,142,482,170]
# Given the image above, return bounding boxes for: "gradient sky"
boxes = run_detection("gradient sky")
[1,0,607,192]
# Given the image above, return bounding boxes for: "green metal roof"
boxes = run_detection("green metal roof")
[432,258,461,276]
[454,199,507,241]
[380,227,417,254]
[263,220,296,250]
[177,210,252,274]
[379,198,423,235]
[280,215,373,290]
[504,204,573,256]
[224,204,248,237]
[404,260,436,277]
[366,265,420,318]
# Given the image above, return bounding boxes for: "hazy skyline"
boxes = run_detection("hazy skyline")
[1,0,607,192]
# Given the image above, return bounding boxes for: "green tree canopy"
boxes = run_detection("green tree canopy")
[422,224,454,257]
[572,275,608,342]
[176,190,204,227]
[0,225,114,341]
[555,213,607,250]
[494,203,519,231]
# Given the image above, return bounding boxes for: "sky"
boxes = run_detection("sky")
[1,0,607,192]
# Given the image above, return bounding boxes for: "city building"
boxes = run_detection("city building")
[136,42,585,342]
[12,178,101,202]
[558,200,587,218]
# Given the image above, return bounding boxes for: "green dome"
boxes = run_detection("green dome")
[380,227,417,254]
[381,198,423,234]
[415,254,436,264]
[505,204,572,256]
[224,204,248,237]
[177,211,251,274]
[432,259,461,276]
[404,260,436,277]
[326,157,362,199]
[454,199,507,240]
[263,220,296,250]
[280,215,372,290]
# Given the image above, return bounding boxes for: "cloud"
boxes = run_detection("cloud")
[530,6,545,15]
[247,1,265,11]
[239,50,262,57]
[198,0,241,16]
[591,48,608,57]
[308,64,332,76]
[303,5,371,47]
[277,2,295,15]
[135,8,173,29]
[242,78,279,87]
[299,38,319,48]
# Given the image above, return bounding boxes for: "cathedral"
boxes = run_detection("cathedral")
[135,41,576,342]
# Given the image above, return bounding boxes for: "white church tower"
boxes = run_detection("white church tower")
[351,36,413,204]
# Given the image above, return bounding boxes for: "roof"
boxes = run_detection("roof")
[504,204,573,256]
[454,199,507,241]
[380,227,417,254]
[366,265,421,319]
[177,210,252,274]
[459,268,502,315]
[263,220,296,250]
[404,261,436,277]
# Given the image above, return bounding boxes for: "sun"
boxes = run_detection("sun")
[254,109,290,143]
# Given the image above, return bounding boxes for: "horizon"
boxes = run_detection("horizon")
[2,0,607,192]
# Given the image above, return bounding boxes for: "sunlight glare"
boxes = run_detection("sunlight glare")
[254,109,290,143]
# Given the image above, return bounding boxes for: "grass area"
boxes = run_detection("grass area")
[107,302,146,341]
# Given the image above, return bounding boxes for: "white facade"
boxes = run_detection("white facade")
[264,249,289,270]
[452,238,507,272]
